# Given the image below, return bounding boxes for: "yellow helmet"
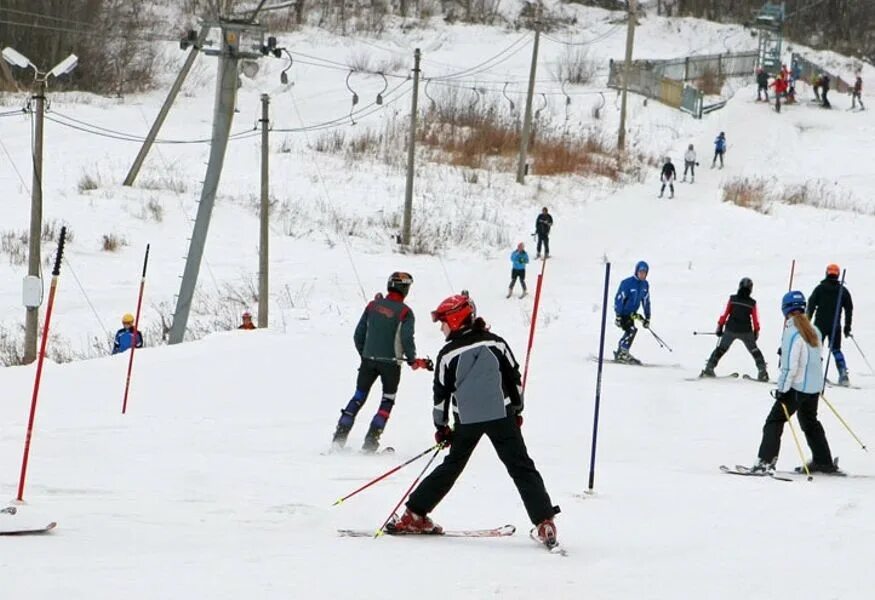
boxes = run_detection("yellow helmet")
[122,313,135,324]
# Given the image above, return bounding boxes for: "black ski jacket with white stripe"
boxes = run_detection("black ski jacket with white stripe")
[432,327,523,427]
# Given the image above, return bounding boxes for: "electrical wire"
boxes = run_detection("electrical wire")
[0,133,30,193]
[541,25,624,47]
[425,33,532,81]
[0,6,97,28]
[0,108,28,118]
[0,17,179,43]
[63,256,111,338]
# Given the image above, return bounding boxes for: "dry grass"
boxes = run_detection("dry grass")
[722,177,770,213]
[102,233,128,252]
[551,46,598,86]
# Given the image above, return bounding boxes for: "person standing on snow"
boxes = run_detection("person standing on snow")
[534,207,553,260]
[112,313,144,354]
[770,73,788,113]
[756,68,769,102]
[507,242,529,299]
[821,73,831,108]
[682,144,697,183]
[711,132,726,168]
[237,310,256,330]
[613,261,651,364]
[700,277,769,381]
[852,76,864,110]
[388,293,560,550]
[807,264,854,386]
[332,272,432,453]
[750,290,837,474]
[659,157,676,198]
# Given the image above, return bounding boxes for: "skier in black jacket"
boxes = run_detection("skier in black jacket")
[534,207,553,259]
[388,293,560,550]
[807,264,854,385]
[659,158,676,199]
[700,278,769,381]
[756,68,769,101]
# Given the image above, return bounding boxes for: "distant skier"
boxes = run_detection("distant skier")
[388,293,560,550]
[807,263,854,386]
[534,207,553,259]
[682,144,697,183]
[852,76,864,110]
[237,310,256,330]
[750,290,837,474]
[756,68,769,101]
[711,132,726,169]
[821,73,831,108]
[770,73,788,113]
[112,313,143,354]
[333,272,432,452]
[613,261,651,364]
[700,277,769,381]
[658,157,676,198]
[811,73,821,102]
[507,242,529,299]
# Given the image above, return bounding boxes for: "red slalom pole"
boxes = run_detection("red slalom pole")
[375,443,445,537]
[122,244,150,414]
[787,259,796,291]
[333,444,439,506]
[522,257,548,392]
[17,227,67,502]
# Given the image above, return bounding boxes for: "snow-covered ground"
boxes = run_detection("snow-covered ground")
[2,5,875,598]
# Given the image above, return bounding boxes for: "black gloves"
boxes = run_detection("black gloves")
[844,325,852,338]
[642,318,650,329]
[615,315,622,328]
[716,325,724,337]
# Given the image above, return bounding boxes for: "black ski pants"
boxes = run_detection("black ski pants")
[407,415,555,525]
[707,331,766,370]
[683,160,695,179]
[536,233,550,256]
[338,359,401,431]
[509,268,527,291]
[757,390,833,466]
[712,150,724,167]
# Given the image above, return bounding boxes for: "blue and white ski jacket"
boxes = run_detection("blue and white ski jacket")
[510,250,529,270]
[614,276,651,318]
[776,319,823,394]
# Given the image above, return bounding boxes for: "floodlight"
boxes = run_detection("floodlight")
[2,47,32,69]
[49,54,78,78]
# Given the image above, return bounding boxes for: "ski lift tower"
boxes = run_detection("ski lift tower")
[754,2,785,75]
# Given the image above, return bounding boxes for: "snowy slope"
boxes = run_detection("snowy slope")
[3,6,875,599]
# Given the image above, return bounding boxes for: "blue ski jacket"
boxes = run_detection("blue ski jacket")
[714,135,726,153]
[510,250,529,270]
[614,276,651,318]
[112,328,144,354]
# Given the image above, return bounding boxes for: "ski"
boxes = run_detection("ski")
[589,356,681,369]
[685,372,739,382]
[741,374,771,384]
[338,524,516,538]
[825,379,862,390]
[0,521,57,536]
[528,528,567,556]
[321,446,396,457]
[719,464,793,482]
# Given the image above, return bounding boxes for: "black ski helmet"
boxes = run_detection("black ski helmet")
[739,277,753,293]
[387,271,414,297]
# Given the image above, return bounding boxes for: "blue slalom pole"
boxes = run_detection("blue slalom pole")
[587,262,611,493]
[821,269,847,390]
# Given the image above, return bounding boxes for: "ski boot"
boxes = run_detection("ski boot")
[332,423,351,449]
[387,509,442,534]
[535,252,541,259]
[614,349,641,365]
[700,365,716,378]
[795,458,841,474]
[520,290,528,299]
[506,288,513,299]
[837,369,851,387]
[536,518,558,549]
[757,368,770,382]
[361,426,383,454]
[750,457,776,474]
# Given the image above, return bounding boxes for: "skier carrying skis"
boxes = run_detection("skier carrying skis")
[507,242,529,299]
[756,68,769,102]
[711,132,726,168]
[534,207,553,259]
[333,272,432,452]
[112,313,143,354]
[700,277,769,381]
[807,263,854,386]
[389,293,560,549]
[658,157,676,198]
[751,290,837,474]
[852,76,864,110]
[614,261,651,364]
[682,144,697,183]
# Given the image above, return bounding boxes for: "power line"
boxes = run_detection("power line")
[0,6,97,29]
[542,25,624,47]
[425,33,533,81]
[43,113,259,144]
[0,17,179,43]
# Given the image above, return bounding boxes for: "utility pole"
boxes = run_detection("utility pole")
[516,3,541,185]
[401,48,421,247]
[23,79,46,364]
[618,0,637,152]
[124,25,210,187]
[258,93,270,329]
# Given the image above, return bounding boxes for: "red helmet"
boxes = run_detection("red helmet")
[825,263,840,277]
[431,294,476,332]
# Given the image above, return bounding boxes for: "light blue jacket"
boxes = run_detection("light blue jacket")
[776,319,823,394]
[510,250,529,270]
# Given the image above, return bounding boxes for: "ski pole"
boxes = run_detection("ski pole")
[787,258,796,291]
[18,228,67,502]
[122,243,150,414]
[848,335,875,376]
[820,393,868,451]
[780,401,813,481]
[375,442,445,537]
[647,327,673,352]
[333,444,440,506]
[692,331,718,336]
[522,257,547,392]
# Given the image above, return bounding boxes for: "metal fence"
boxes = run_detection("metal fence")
[791,53,853,94]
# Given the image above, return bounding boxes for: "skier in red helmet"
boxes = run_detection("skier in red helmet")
[388,293,560,550]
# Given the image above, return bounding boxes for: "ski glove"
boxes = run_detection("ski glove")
[410,358,434,371]
[516,414,524,428]
[844,325,852,338]
[434,425,453,446]
[642,318,650,329]
[715,326,724,337]
[615,315,622,328]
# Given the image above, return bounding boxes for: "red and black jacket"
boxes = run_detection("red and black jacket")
[717,293,760,334]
